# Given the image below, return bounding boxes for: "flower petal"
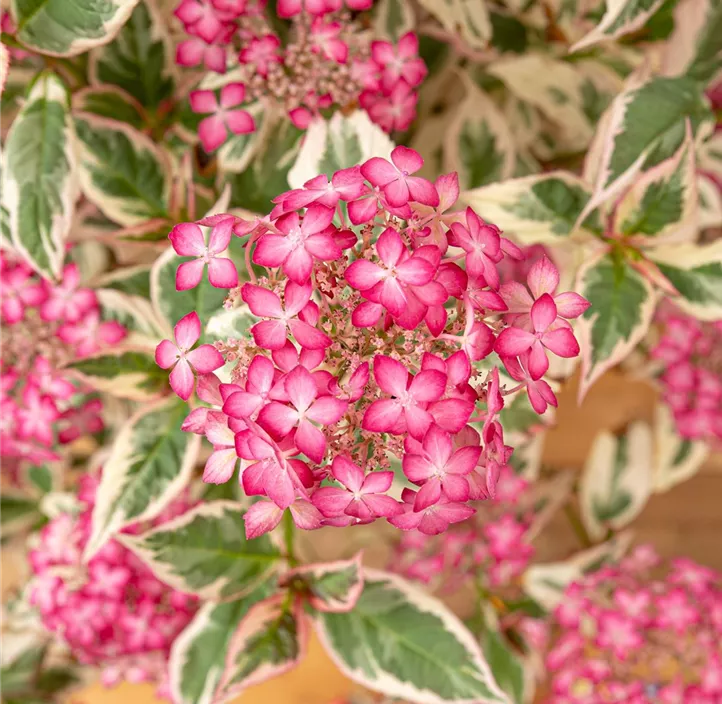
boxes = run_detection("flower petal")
[408,369,446,402]
[257,401,299,438]
[373,355,409,396]
[362,398,402,432]
[306,396,347,424]
[527,256,559,299]
[242,284,284,318]
[251,320,288,350]
[494,327,535,357]
[186,344,224,373]
[531,293,557,333]
[176,259,205,291]
[207,218,234,253]
[295,419,326,463]
[169,222,205,256]
[376,227,404,267]
[170,359,195,400]
[174,311,201,349]
[155,339,179,369]
[208,257,238,288]
[345,259,386,290]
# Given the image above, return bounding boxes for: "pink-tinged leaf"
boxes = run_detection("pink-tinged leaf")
[216,596,308,702]
[362,398,402,432]
[186,344,225,374]
[373,355,409,396]
[176,259,206,291]
[345,259,385,290]
[170,359,195,401]
[282,553,364,613]
[170,222,205,256]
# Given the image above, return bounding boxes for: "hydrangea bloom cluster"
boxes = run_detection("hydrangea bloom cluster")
[175,0,426,149]
[389,466,535,592]
[544,545,722,703]
[29,475,198,697]
[157,147,589,539]
[651,304,722,443]
[1,252,126,473]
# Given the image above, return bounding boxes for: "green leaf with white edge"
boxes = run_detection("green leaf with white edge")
[482,630,525,704]
[653,402,709,493]
[73,112,171,226]
[571,0,666,51]
[615,127,697,245]
[11,0,139,56]
[580,74,710,221]
[64,346,169,401]
[119,502,281,602]
[373,0,415,40]
[314,568,509,704]
[206,305,254,340]
[522,532,634,610]
[72,86,145,129]
[416,0,491,49]
[2,72,77,282]
[288,110,393,189]
[647,240,722,320]
[284,553,364,614]
[150,246,229,338]
[444,76,515,190]
[661,0,722,83]
[169,582,276,704]
[94,264,152,298]
[575,252,657,401]
[462,172,600,245]
[97,287,166,340]
[84,397,200,561]
[488,55,594,153]
[1,494,40,528]
[216,596,309,703]
[579,422,653,541]
[217,102,266,173]
[88,0,174,109]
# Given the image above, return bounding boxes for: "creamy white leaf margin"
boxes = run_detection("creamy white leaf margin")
[314,568,509,704]
[417,0,491,49]
[2,73,78,281]
[96,287,166,342]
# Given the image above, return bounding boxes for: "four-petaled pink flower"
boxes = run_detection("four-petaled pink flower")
[254,203,341,284]
[309,18,348,63]
[363,355,446,439]
[390,489,475,535]
[312,455,402,520]
[2,265,47,323]
[257,365,347,463]
[371,32,427,92]
[450,208,503,290]
[361,146,439,208]
[190,83,255,153]
[502,352,558,414]
[56,310,126,357]
[495,293,580,379]
[222,354,276,420]
[169,218,238,290]
[238,34,281,76]
[155,311,225,400]
[40,263,96,322]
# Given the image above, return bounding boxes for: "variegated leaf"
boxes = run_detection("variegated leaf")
[84,397,200,560]
[653,403,709,493]
[64,346,168,400]
[120,502,281,602]
[417,0,491,49]
[73,112,172,226]
[462,173,600,245]
[614,127,697,245]
[11,0,139,56]
[88,0,175,109]
[523,532,634,610]
[647,240,722,319]
[488,55,594,153]
[444,76,515,190]
[283,553,364,613]
[97,286,166,340]
[575,252,658,400]
[169,582,276,704]
[571,0,667,52]
[2,72,77,281]
[72,86,145,129]
[482,629,525,704]
[217,102,266,173]
[580,75,710,221]
[373,0,415,40]
[697,131,722,228]
[288,110,394,188]
[215,596,308,703]
[579,422,653,541]
[315,568,509,704]
[93,263,152,298]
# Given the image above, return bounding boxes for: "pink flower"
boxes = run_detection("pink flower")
[238,34,281,76]
[176,35,229,73]
[174,0,228,42]
[169,218,238,290]
[655,589,700,632]
[595,612,642,660]
[39,263,96,322]
[244,498,322,540]
[362,355,446,439]
[155,311,224,400]
[190,84,255,152]
[389,489,475,535]
[242,281,331,350]
[222,354,276,420]
[501,353,558,414]
[449,208,503,290]
[402,425,480,510]
[494,294,580,379]
[361,146,439,208]
[361,80,419,134]
[278,167,367,212]
[257,365,347,462]
[56,310,126,357]
[201,411,239,483]
[1,265,48,323]
[371,32,427,92]
[312,455,402,520]
[309,19,348,63]
[16,385,58,446]
[254,204,340,284]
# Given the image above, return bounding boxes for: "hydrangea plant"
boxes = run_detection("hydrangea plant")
[1,0,721,702]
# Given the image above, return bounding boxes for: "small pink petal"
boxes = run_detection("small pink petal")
[306,396,347,424]
[251,319,288,350]
[295,420,326,463]
[494,327,535,357]
[176,259,205,291]
[220,82,245,108]
[202,448,238,483]
[244,501,283,539]
[527,256,559,299]
[531,293,557,333]
[207,218,234,253]
[189,89,218,114]
[226,109,255,135]
[155,339,179,369]
[363,398,402,432]
[254,235,293,267]
[288,319,331,350]
[242,284,284,318]
[373,355,408,396]
[186,344,224,373]
[174,311,201,349]
[170,359,195,400]
[198,115,227,152]
[207,257,238,288]
[169,222,205,256]
[257,401,299,438]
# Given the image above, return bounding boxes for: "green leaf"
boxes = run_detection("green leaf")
[373,0,415,40]
[89,1,174,109]
[664,0,722,82]
[571,0,665,51]
[150,246,228,337]
[120,502,280,601]
[315,569,508,704]
[27,465,54,494]
[84,398,200,560]
[168,582,275,704]
[482,630,525,704]
[72,85,145,129]
[576,254,657,399]
[65,347,169,400]
[97,286,166,338]
[95,264,152,298]
[489,11,528,54]
[74,112,171,226]
[416,0,491,50]
[217,596,308,700]
[579,422,653,540]
[1,494,39,526]
[285,553,363,613]
[12,0,139,56]
[2,72,77,281]
[0,646,46,696]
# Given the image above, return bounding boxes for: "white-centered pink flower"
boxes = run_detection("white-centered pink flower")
[189,83,255,152]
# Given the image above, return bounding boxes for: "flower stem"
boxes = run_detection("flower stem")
[283,509,299,567]
[564,502,593,548]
